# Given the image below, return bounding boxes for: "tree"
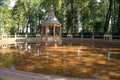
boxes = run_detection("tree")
[1,0,115,36]
[12,0,26,34]
[115,0,120,34]
[104,0,113,34]
[104,0,120,35]
[12,0,41,34]
[0,0,14,34]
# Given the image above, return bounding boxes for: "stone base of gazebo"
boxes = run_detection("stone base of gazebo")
[41,41,62,47]
[41,36,62,46]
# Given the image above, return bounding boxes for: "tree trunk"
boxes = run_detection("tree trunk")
[26,18,30,33]
[116,4,120,34]
[104,0,113,34]
[71,0,74,34]
[17,22,20,34]
[112,0,116,34]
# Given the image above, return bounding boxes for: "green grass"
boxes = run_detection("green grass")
[0,74,22,80]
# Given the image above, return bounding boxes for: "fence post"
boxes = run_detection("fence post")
[15,33,17,47]
[92,35,94,39]
[25,33,27,38]
[81,34,83,39]
[15,33,17,39]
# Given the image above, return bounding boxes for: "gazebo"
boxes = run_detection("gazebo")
[41,7,62,46]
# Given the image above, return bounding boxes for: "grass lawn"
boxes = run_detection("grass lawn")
[0,74,22,80]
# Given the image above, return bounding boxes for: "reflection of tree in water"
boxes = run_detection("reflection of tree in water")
[0,53,24,68]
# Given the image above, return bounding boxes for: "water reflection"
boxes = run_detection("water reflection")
[37,49,41,56]
[46,52,49,62]
[18,44,23,50]
[0,44,120,79]
[77,48,81,56]
[108,52,111,60]
[11,65,16,70]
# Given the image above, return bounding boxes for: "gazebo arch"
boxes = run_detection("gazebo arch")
[40,7,62,46]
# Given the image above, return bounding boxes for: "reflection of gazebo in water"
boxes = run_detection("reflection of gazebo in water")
[41,7,62,46]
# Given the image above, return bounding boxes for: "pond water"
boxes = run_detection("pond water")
[0,43,120,79]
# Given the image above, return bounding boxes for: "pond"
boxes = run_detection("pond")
[0,43,120,79]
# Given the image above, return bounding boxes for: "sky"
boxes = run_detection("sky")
[8,0,16,9]
[97,0,101,2]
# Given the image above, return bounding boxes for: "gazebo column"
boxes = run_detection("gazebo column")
[45,27,48,46]
[60,27,62,39]
[41,27,43,36]
[53,25,56,41]
[41,26,44,42]
[53,25,57,47]
[46,27,47,38]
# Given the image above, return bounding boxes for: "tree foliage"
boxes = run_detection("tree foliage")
[0,0,120,35]
[0,0,14,34]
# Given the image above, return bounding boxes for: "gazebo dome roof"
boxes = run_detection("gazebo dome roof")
[44,15,60,24]
[42,7,60,24]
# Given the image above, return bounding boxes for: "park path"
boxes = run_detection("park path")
[0,67,98,80]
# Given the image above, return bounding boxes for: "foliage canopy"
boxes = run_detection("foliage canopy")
[0,0,120,35]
